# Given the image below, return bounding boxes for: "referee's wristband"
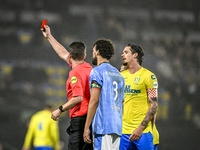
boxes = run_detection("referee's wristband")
[59,106,64,112]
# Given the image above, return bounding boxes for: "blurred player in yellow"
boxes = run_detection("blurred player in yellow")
[120,44,159,150]
[22,103,60,150]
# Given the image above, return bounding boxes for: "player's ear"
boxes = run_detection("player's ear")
[84,53,86,60]
[134,52,138,58]
[69,53,72,58]
[96,50,100,55]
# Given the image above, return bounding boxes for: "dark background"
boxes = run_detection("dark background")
[0,0,200,149]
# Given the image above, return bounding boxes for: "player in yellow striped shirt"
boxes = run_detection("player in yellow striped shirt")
[120,44,159,150]
[22,103,60,150]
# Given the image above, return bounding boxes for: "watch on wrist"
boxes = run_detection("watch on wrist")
[59,106,64,112]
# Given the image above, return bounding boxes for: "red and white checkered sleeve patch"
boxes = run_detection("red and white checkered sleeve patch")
[147,88,158,99]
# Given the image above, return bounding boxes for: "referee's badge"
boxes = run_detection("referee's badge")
[71,76,77,84]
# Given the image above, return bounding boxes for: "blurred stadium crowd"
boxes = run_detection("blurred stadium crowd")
[0,0,200,149]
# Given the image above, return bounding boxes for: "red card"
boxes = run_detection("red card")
[41,19,47,29]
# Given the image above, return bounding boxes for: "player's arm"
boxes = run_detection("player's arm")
[146,88,158,129]
[51,96,82,121]
[141,95,158,128]
[129,88,158,141]
[83,81,101,143]
[41,25,70,63]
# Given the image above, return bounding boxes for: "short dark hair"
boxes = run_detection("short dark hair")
[69,41,86,61]
[93,38,114,60]
[128,44,144,65]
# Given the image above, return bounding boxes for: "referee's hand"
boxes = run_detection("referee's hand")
[41,25,51,39]
[51,109,61,121]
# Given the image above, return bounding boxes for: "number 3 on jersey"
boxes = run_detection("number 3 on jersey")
[113,81,118,100]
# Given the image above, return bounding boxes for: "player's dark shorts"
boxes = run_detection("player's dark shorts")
[120,132,153,150]
[66,114,93,150]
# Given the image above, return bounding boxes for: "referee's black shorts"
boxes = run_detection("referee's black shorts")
[66,114,93,150]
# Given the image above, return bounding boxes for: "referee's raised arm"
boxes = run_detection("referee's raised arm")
[41,25,70,64]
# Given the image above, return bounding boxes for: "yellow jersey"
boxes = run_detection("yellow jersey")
[23,110,60,149]
[121,67,158,134]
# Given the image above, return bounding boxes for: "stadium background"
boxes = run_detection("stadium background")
[0,0,200,149]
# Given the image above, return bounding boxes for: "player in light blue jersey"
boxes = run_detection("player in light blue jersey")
[83,38,125,150]
[90,62,124,136]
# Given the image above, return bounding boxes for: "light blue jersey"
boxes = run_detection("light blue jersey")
[90,62,125,136]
